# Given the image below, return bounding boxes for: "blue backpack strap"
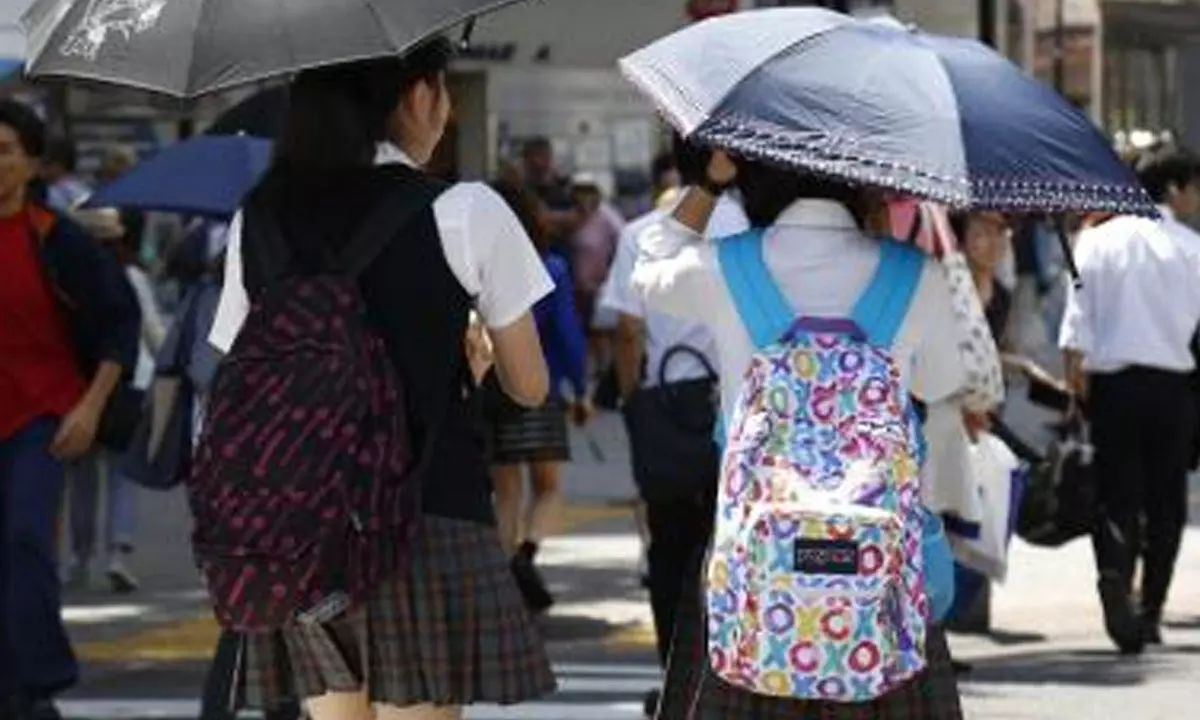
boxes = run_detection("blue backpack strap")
[851,239,926,347]
[715,228,794,453]
[716,229,794,350]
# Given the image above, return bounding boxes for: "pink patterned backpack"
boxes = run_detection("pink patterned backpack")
[709,231,930,702]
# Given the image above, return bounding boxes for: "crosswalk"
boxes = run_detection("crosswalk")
[59,662,661,719]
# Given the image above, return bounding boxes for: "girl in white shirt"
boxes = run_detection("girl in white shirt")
[636,150,965,720]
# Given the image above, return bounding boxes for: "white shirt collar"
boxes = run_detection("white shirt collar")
[374,142,418,168]
[774,198,860,230]
[1158,204,1179,224]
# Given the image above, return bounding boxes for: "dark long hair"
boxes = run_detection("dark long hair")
[275,38,454,172]
[491,178,550,254]
[734,158,866,229]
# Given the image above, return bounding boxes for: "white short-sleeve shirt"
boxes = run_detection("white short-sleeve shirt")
[632,198,966,423]
[598,193,748,387]
[209,144,554,352]
[1058,208,1200,373]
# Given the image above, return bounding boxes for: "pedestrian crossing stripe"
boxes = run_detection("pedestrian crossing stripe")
[57,699,647,719]
[59,663,662,719]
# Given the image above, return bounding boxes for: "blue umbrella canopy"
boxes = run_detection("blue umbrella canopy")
[619,7,1152,215]
[85,133,271,218]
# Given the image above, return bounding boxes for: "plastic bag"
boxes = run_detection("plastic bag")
[954,433,1026,582]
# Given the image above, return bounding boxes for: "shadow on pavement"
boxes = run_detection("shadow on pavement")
[958,647,1191,688]
[952,629,1048,647]
[1165,615,1200,630]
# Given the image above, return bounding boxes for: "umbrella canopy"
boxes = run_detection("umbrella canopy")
[619,7,1153,215]
[1,1,31,77]
[205,85,288,138]
[84,133,271,217]
[22,0,529,98]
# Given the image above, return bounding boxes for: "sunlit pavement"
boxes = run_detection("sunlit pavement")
[60,411,1200,719]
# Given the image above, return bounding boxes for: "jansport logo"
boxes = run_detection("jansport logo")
[60,0,168,61]
[793,539,859,575]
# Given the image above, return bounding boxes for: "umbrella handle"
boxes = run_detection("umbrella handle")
[460,18,477,51]
[1054,217,1083,290]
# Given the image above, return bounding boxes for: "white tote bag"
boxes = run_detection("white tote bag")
[954,432,1023,582]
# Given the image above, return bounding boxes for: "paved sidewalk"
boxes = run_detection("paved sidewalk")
[61,406,1200,719]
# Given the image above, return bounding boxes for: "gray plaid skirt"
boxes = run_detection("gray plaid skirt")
[241,514,557,710]
[656,552,964,720]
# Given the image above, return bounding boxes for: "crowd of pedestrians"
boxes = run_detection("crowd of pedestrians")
[3,5,1200,720]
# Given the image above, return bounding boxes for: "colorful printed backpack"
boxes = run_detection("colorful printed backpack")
[708,230,929,702]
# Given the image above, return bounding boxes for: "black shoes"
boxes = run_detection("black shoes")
[1098,573,1145,655]
[1,694,63,720]
[1140,612,1164,646]
[511,541,554,614]
[643,688,662,718]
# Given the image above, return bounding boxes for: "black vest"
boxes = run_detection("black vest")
[243,165,493,523]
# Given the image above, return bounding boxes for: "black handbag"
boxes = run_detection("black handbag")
[1016,417,1097,548]
[97,384,145,452]
[621,345,720,502]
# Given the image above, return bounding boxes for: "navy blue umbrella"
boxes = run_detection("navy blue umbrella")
[85,134,271,218]
[620,8,1153,215]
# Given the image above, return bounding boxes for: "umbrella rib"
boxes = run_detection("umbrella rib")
[181,0,213,100]
[361,0,402,51]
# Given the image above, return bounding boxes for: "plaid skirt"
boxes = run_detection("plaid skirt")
[657,558,964,720]
[487,397,571,465]
[241,514,557,710]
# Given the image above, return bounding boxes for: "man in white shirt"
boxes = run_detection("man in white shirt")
[597,138,747,710]
[1059,149,1200,653]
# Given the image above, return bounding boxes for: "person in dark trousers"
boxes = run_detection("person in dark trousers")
[1138,150,1200,474]
[1060,148,1200,654]
[0,100,140,720]
[599,136,747,717]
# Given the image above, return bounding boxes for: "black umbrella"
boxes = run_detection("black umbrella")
[22,0,529,98]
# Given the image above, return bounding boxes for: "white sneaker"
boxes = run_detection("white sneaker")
[106,557,139,594]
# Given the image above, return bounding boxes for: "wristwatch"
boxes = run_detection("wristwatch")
[698,175,733,197]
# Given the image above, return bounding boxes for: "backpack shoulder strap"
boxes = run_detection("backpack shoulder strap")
[717,229,794,350]
[339,174,450,278]
[851,238,925,348]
